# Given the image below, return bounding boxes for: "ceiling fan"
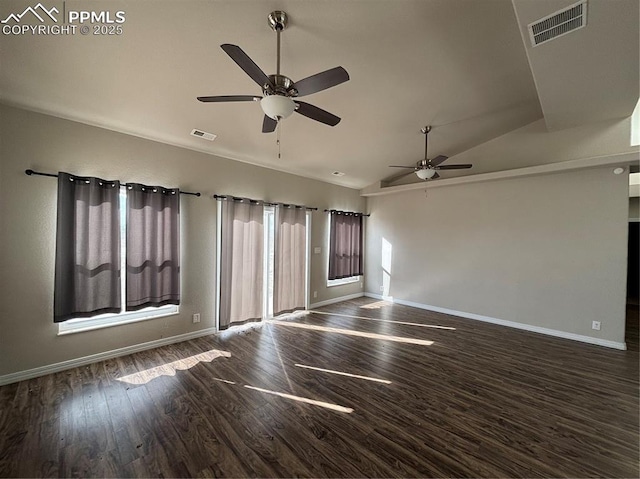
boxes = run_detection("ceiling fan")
[389,126,472,180]
[197,11,349,133]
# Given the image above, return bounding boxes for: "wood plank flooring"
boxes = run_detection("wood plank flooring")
[1,297,638,477]
[626,303,639,352]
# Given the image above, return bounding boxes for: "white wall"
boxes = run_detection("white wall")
[365,166,630,345]
[0,104,365,378]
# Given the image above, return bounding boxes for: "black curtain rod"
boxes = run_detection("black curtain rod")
[324,209,370,217]
[213,194,317,211]
[25,169,201,196]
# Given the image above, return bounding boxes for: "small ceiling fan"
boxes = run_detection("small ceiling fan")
[389,126,472,180]
[197,11,349,133]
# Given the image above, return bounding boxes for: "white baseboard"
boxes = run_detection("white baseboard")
[3,292,626,386]
[365,293,627,350]
[0,327,218,386]
[310,292,364,309]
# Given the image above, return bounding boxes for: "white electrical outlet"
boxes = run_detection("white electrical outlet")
[313,291,318,298]
[380,285,384,292]
[314,247,321,254]
[592,321,601,331]
[193,313,201,324]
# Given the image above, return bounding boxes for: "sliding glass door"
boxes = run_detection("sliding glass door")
[217,202,310,329]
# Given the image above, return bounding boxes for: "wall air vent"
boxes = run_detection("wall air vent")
[528,0,587,47]
[190,129,216,141]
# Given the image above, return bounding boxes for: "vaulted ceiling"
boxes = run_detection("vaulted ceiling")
[1,0,637,189]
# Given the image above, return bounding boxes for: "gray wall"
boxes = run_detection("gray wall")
[0,104,365,377]
[365,167,630,344]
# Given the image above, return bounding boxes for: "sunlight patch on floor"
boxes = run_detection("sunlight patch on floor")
[309,310,455,330]
[359,300,391,309]
[116,349,231,385]
[210,377,236,385]
[244,385,353,413]
[294,363,392,384]
[116,346,354,413]
[267,324,297,395]
[219,320,262,338]
[267,320,434,345]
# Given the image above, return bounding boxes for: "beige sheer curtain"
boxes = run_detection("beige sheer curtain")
[273,206,306,316]
[219,199,264,329]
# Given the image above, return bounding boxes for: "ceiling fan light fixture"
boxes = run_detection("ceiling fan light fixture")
[197,11,349,132]
[261,95,295,120]
[416,168,436,180]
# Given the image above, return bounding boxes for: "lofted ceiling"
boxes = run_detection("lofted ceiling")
[0,0,637,189]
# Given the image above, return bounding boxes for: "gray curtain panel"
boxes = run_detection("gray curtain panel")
[219,199,264,329]
[273,206,306,316]
[328,212,364,280]
[126,183,180,311]
[54,172,121,322]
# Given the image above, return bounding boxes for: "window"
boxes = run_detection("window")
[252,205,311,320]
[327,211,364,286]
[216,199,310,330]
[58,189,178,335]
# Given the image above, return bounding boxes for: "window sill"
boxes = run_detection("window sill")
[327,276,362,287]
[57,306,179,335]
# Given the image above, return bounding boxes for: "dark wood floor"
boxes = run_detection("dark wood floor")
[1,298,638,478]
[626,302,639,352]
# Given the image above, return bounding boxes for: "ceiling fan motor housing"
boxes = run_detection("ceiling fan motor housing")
[264,74,297,97]
[197,9,348,132]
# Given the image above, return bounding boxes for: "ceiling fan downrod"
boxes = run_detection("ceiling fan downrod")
[422,125,431,166]
[388,125,471,181]
[268,11,288,76]
[196,9,348,133]
[267,11,290,156]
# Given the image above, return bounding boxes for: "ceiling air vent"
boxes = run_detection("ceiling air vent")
[190,129,216,141]
[528,0,587,47]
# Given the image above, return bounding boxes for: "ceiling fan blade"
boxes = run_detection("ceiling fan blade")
[431,172,440,179]
[388,165,418,169]
[197,95,261,102]
[294,67,350,97]
[262,115,277,133]
[429,155,448,167]
[295,101,341,126]
[435,164,473,170]
[221,44,272,89]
